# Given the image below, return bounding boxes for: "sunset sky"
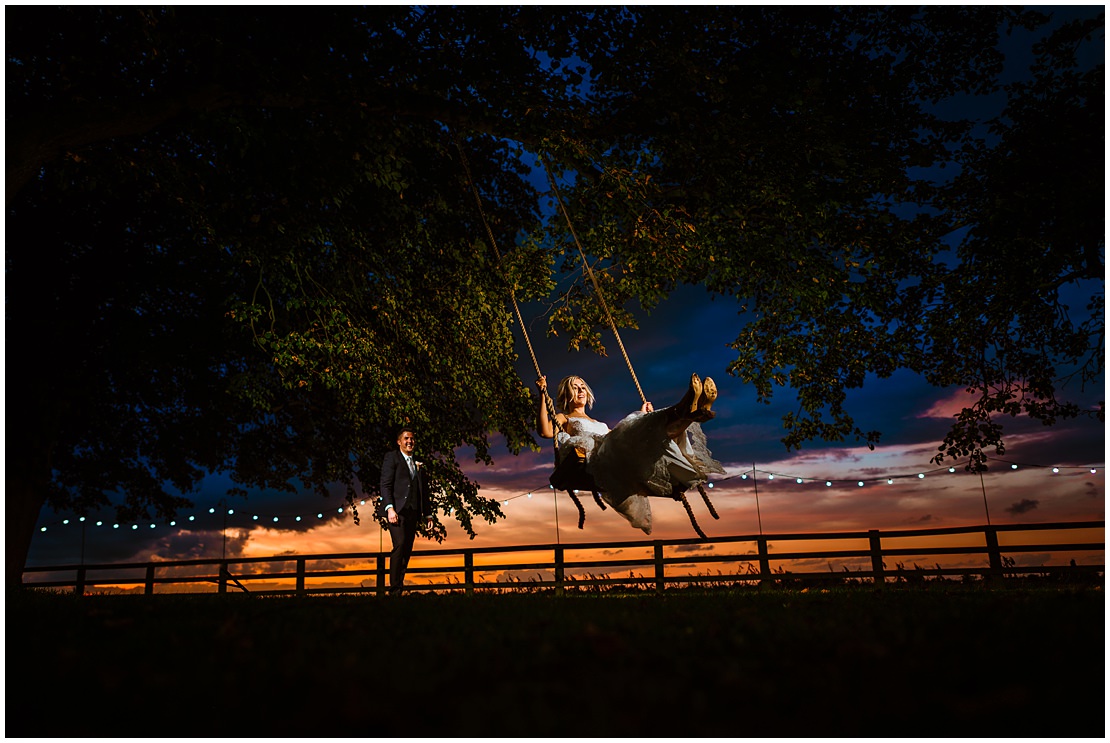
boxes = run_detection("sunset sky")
[22,6,1105,576]
[27,278,1105,572]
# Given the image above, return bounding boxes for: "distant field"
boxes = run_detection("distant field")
[7,582,1103,738]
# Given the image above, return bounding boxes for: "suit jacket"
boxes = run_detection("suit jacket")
[380,448,430,517]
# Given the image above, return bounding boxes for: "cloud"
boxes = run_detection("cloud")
[916,388,975,419]
[1005,498,1040,516]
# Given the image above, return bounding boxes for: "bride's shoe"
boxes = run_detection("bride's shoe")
[678,373,702,414]
[666,374,710,435]
[698,377,717,413]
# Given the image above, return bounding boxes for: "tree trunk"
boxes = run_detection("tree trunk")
[5,444,52,586]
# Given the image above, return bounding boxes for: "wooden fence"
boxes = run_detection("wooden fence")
[21,520,1104,596]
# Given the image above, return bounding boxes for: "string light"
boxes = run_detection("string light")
[32,455,1103,533]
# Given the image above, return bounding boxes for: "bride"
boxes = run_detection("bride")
[536,373,725,534]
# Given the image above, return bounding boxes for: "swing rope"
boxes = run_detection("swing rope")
[454,138,565,435]
[456,137,593,528]
[456,138,714,538]
[540,152,647,405]
[540,148,719,538]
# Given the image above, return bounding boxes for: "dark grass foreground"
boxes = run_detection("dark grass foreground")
[6,583,1103,737]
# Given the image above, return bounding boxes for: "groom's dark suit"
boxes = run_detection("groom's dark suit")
[380,445,430,593]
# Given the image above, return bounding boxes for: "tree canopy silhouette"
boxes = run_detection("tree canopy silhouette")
[6,6,1103,584]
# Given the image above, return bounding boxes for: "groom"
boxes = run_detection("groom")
[379,427,431,595]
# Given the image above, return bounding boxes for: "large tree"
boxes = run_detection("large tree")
[6,6,1102,585]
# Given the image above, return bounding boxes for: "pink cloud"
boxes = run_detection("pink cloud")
[917,388,979,419]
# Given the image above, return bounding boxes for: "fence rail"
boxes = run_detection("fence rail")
[22,520,1104,596]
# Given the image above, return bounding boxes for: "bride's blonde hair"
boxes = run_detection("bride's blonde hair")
[556,376,595,413]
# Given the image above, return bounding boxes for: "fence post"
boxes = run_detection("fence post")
[144,565,156,595]
[376,553,387,597]
[554,545,565,596]
[654,541,665,593]
[464,550,474,595]
[296,558,306,596]
[757,536,771,584]
[984,526,1003,580]
[868,530,885,585]
[218,563,229,594]
[76,566,87,597]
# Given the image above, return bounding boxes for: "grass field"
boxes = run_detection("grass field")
[6,581,1104,738]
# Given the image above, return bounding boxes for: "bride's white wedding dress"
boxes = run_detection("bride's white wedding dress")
[556,411,725,534]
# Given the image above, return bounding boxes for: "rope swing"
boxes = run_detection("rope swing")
[456,138,716,537]
[539,152,647,406]
[455,138,603,527]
